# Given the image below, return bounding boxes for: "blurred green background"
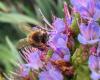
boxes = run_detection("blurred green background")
[0,0,70,76]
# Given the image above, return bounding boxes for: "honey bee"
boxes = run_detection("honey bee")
[17,26,49,51]
[27,29,49,49]
[51,60,74,78]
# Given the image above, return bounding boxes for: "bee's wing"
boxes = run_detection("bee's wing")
[16,38,29,50]
[18,24,32,34]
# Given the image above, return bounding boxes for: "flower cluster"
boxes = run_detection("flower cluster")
[16,0,100,80]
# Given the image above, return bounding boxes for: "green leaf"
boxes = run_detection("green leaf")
[17,3,36,18]
[6,37,23,65]
[0,2,8,11]
[75,65,90,80]
[72,46,83,66]
[71,13,80,35]
[0,44,18,73]
[0,12,42,26]
[56,0,64,17]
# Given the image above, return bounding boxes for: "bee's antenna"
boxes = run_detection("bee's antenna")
[39,9,54,29]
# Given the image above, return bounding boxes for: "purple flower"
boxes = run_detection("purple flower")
[48,25,70,61]
[90,72,100,80]
[39,67,63,80]
[78,22,100,44]
[94,0,100,20]
[89,42,100,80]
[27,50,43,70]
[21,64,31,77]
[51,47,70,62]
[51,52,62,61]
[63,53,71,62]
[71,0,100,20]
[20,48,44,78]
[21,48,43,70]
[48,33,68,49]
[53,18,66,33]
[88,55,100,80]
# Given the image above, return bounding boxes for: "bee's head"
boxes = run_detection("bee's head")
[41,31,49,44]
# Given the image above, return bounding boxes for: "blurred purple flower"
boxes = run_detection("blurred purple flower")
[90,72,100,80]
[78,22,100,44]
[20,49,44,78]
[28,50,43,70]
[21,64,31,77]
[71,0,100,20]
[63,53,71,62]
[48,33,68,49]
[21,49,43,70]
[51,52,62,61]
[51,48,70,62]
[48,24,71,61]
[39,67,63,80]
[53,18,66,33]
[50,43,70,62]
[88,55,100,80]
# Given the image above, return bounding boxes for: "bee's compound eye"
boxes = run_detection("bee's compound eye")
[42,33,49,43]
